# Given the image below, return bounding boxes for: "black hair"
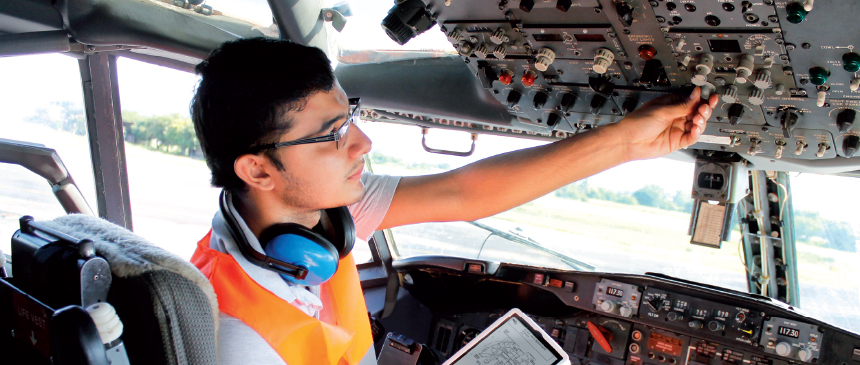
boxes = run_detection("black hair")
[191,37,335,192]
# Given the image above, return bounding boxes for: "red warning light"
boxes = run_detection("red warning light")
[522,71,537,86]
[499,70,513,85]
[638,44,657,61]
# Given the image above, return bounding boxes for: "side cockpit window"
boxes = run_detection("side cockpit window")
[114,58,220,260]
[0,54,98,254]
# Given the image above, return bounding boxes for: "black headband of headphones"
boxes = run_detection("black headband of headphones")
[218,190,357,279]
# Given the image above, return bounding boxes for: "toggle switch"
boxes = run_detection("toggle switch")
[749,138,761,156]
[775,140,787,159]
[795,141,807,155]
[816,143,829,157]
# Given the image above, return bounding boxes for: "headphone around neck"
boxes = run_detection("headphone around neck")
[219,190,356,286]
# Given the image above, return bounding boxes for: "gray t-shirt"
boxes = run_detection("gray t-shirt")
[209,173,400,365]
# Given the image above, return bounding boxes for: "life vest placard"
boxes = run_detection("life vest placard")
[8,282,52,358]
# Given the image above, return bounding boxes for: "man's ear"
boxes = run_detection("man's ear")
[234,154,276,191]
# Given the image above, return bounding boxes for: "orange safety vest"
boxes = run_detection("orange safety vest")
[191,230,373,365]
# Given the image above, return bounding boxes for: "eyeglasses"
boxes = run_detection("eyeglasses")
[248,98,360,153]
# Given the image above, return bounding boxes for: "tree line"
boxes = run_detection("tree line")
[122,111,200,157]
[554,180,694,213]
[554,180,856,252]
[24,102,201,157]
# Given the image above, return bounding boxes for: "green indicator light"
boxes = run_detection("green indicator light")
[786,2,808,24]
[843,53,860,72]
[809,66,831,86]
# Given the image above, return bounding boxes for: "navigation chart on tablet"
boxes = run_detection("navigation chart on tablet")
[452,315,559,365]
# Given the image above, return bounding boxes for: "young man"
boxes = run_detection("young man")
[189,38,718,365]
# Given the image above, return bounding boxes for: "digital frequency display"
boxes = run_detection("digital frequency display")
[606,287,624,298]
[778,326,800,338]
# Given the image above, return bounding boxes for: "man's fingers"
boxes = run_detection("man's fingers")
[688,86,701,101]
[698,103,712,120]
[709,94,719,108]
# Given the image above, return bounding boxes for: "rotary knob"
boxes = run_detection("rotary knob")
[593,48,615,74]
[728,103,745,125]
[535,47,556,72]
[736,54,754,84]
[693,54,714,86]
[559,93,576,112]
[837,109,856,132]
[754,70,772,89]
[533,91,549,109]
[688,320,704,330]
[775,84,786,96]
[843,135,860,157]
[457,43,473,57]
[798,348,814,362]
[667,312,684,321]
[775,342,793,357]
[780,108,799,138]
[474,43,489,59]
[446,28,463,43]
[506,90,522,107]
[619,306,634,318]
[708,321,725,331]
[493,44,507,59]
[722,85,739,104]
[748,88,765,106]
[700,83,716,100]
[600,300,619,313]
[490,28,508,44]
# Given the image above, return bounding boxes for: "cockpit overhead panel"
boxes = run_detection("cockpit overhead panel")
[364,0,860,172]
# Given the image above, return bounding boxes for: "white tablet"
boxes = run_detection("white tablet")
[442,308,571,365]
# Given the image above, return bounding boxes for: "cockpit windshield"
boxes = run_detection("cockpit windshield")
[360,121,860,334]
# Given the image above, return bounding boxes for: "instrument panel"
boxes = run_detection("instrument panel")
[390,256,860,365]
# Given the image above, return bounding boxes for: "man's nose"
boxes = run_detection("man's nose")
[347,124,372,158]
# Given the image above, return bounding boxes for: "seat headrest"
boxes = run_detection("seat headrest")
[37,214,219,329]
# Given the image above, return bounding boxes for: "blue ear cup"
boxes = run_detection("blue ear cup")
[219,190,357,285]
[260,224,340,286]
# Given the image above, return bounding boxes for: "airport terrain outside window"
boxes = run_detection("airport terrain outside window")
[0,54,98,255]
[359,121,752,293]
[786,173,860,334]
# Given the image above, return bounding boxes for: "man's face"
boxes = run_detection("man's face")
[267,81,372,210]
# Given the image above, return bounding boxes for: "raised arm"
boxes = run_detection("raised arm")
[378,87,720,229]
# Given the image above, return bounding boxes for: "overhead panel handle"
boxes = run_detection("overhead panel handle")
[420,128,477,157]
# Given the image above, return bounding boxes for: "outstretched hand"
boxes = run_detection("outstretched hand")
[613,87,719,162]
